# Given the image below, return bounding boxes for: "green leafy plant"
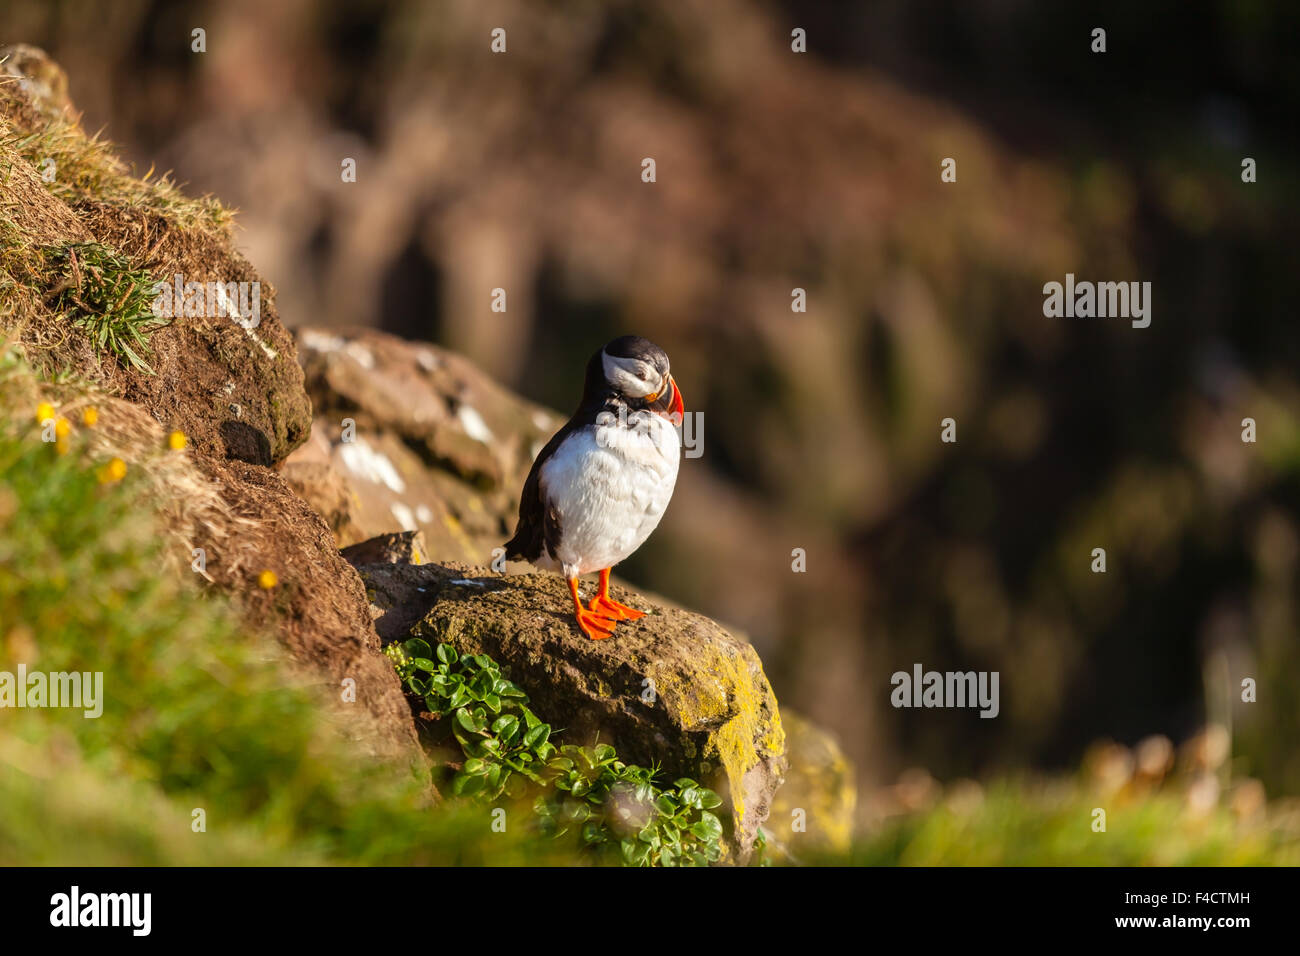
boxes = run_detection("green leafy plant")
[385,637,725,866]
[387,638,546,799]
[44,242,166,373]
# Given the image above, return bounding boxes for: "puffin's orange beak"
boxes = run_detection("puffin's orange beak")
[668,375,684,419]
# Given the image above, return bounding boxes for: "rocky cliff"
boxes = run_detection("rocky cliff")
[0,45,855,863]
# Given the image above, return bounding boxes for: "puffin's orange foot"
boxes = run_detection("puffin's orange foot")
[574,606,618,640]
[589,594,646,621]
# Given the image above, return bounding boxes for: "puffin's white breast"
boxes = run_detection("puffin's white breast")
[539,410,680,577]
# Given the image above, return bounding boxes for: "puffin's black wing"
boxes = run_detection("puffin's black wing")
[503,423,573,563]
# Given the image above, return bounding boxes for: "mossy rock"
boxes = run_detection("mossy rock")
[769,710,857,858]
[358,559,787,860]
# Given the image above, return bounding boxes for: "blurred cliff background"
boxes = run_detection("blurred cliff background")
[6,0,1297,822]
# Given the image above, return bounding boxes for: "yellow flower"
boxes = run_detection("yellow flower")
[258,570,278,590]
[36,401,54,424]
[98,457,127,484]
[168,430,187,451]
[55,437,70,456]
[54,417,70,439]
[82,406,99,426]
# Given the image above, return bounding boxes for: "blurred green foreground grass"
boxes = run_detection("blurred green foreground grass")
[1,349,1296,866]
[838,781,1300,866]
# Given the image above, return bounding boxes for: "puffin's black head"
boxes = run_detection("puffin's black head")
[582,335,685,418]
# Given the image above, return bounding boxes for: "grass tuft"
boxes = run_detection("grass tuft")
[0,78,232,233]
[43,241,165,373]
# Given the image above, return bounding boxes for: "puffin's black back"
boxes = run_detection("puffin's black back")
[503,344,606,562]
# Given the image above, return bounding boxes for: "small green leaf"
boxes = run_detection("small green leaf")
[690,812,723,842]
[436,644,458,665]
[452,772,485,796]
[403,638,432,659]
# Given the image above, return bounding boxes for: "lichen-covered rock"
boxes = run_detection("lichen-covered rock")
[356,559,786,860]
[769,710,857,858]
[290,327,560,562]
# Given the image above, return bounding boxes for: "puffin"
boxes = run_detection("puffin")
[505,335,685,640]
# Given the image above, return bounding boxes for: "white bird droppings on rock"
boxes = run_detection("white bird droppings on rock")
[343,342,375,369]
[457,405,494,444]
[299,329,347,353]
[338,436,406,493]
[389,501,419,532]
